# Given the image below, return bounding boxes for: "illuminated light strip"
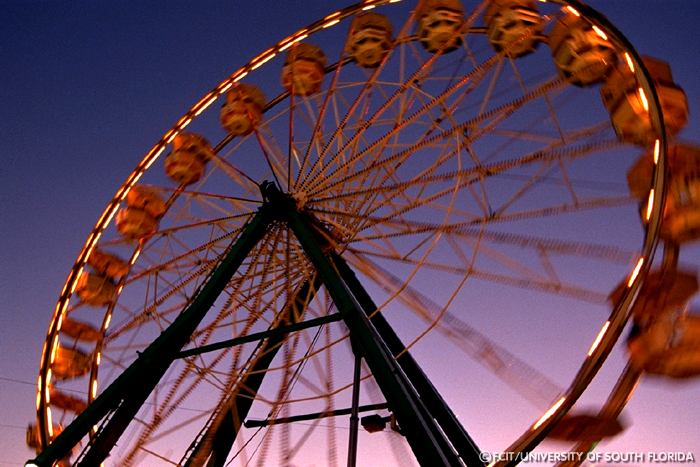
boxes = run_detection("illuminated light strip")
[50,337,59,364]
[389,0,402,3]
[165,130,178,144]
[624,52,635,73]
[91,379,98,398]
[362,4,376,10]
[627,258,645,287]
[47,407,53,437]
[41,338,49,361]
[59,279,70,298]
[279,30,307,51]
[128,170,144,187]
[95,205,112,229]
[251,53,276,70]
[104,313,113,331]
[177,117,192,131]
[638,87,649,112]
[532,397,566,430]
[233,72,248,83]
[322,19,341,28]
[588,321,610,356]
[45,384,50,404]
[279,41,295,52]
[291,34,309,44]
[85,234,101,259]
[117,188,129,203]
[96,352,102,365]
[194,94,217,116]
[57,298,70,317]
[278,35,294,47]
[163,129,176,144]
[51,303,62,322]
[84,230,98,252]
[115,182,129,202]
[176,115,190,128]
[56,313,64,333]
[144,146,166,171]
[251,48,274,64]
[321,11,341,29]
[592,25,608,40]
[646,189,655,221]
[565,6,580,16]
[86,232,103,256]
[36,376,42,409]
[218,81,234,94]
[129,249,142,266]
[653,139,660,164]
[69,272,81,294]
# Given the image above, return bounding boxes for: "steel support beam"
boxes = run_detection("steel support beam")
[269,187,462,467]
[332,253,484,466]
[347,350,362,467]
[28,207,272,467]
[244,403,389,428]
[178,312,341,359]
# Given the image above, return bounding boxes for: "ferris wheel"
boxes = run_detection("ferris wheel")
[27,0,693,465]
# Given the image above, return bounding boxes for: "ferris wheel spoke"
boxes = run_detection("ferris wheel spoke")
[297,11,419,191]
[348,244,607,303]
[310,141,626,239]
[492,161,558,218]
[305,48,515,196]
[109,231,278,348]
[308,79,572,200]
[347,250,567,407]
[357,221,636,263]
[136,409,210,454]
[133,444,180,465]
[175,189,261,219]
[105,301,185,348]
[302,72,444,193]
[351,73,473,217]
[123,322,257,465]
[207,152,261,197]
[294,49,351,190]
[146,213,253,240]
[122,366,226,463]
[475,54,505,118]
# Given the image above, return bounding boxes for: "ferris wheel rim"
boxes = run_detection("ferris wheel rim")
[32,0,672,464]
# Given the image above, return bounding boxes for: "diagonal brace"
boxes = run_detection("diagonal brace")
[28,207,272,467]
[280,202,463,466]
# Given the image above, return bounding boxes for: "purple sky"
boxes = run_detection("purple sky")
[2,1,699,465]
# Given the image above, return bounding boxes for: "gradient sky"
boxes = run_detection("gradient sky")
[2,1,700,465]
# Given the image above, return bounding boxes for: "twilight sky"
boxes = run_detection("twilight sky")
[2,1,699,465]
